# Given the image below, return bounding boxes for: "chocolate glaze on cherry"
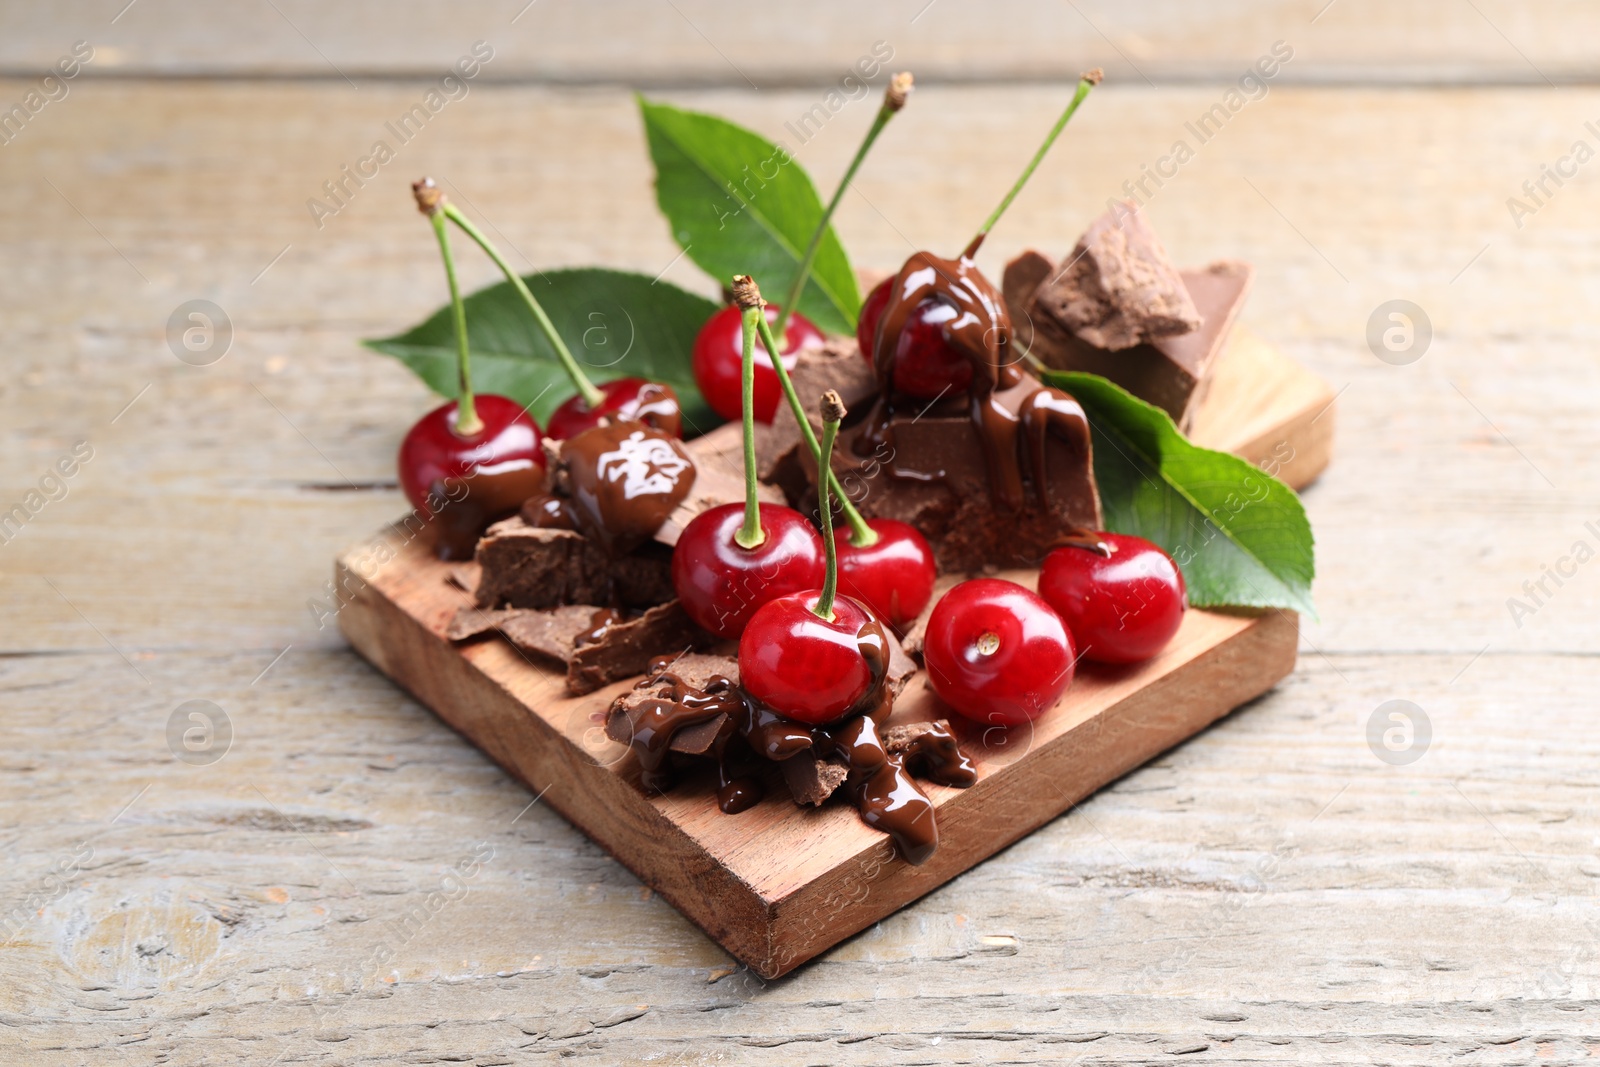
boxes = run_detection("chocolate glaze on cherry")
[692,304,824,424]
[1039,532,1187,664]
[923,577,1077,727]
[671,502,825,639]
[740,594,881,725]
[857,275,973,399]
[398,394,546,560]
[837,518,936,631]
[558,421,696,556]
[855,243,1095,514]
[546,377,684,441]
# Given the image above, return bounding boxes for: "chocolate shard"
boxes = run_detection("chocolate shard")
[449,601,709,696]
[653,422,786,548]
[605,653,741,756]
[781,755,850,807]
[753,335,876,482]
[1034,202,1202,351]
[1007,241,1253,433]
[474,517,674,610]
[819,375,1102,574]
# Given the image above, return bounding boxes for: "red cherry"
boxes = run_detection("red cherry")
[837,518,936,631]
[1038,533,1187,664]
[692,304,824,423]
[671,502,824,639]
[398,394,546,560]
[857,276,975,400]
[739,593,876,725]
[546,377,683,441]
[923,578,1075,726]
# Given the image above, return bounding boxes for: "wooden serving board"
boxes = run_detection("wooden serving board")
[336,332,1327,978]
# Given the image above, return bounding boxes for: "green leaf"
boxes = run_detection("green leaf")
[1043,371,1316,616]
[364,267,724,436]
[638,96,860,335]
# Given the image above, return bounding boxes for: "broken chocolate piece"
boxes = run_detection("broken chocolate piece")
[449,600,708,695]
[781,755,850,807]
[473,518,674,610]
[753,335,877,483]
[1034,202,1201,351]
[883,719,979,788]
[1008,250,1253,432]
[558,422,696,555]
[816,375,1102,574]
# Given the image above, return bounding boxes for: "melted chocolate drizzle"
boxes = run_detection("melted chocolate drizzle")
[573,607,623,649]
[858,245,1094,514]
[623,660,747,798]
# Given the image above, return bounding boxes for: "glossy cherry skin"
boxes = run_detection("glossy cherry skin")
[671,502,825,639]
[397,394,547,560]
[740,593,875,725]
[857,276,975,400]
[923,578,1076,726]
[837,518,936,632]
[692,304,824,423]
[546,377,683,441]
[1038,533,1187,664]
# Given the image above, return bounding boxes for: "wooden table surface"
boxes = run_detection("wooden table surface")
[4,3,1600,1063]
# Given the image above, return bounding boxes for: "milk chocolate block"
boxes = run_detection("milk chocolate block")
[811,376,1103,574]
[473,518,674,611]
[1006,242,1253,433]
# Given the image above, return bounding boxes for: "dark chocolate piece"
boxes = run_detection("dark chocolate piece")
[753,335,877,482]
[1008,249,1253,432]
[557,422,696,555]
[653,421,786,548]
[781,756,850,807]
[1035,202,1201,351]
[448,600,707,696]
[473,518,674,610]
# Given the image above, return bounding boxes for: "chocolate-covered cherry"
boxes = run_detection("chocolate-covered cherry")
[693,303,823,423]
[398,395,545,560]
[837,517,936,631]
[673,502,824,639]
[1038,533,1186,664]
[546,377,683,441]
[740,592,876,725]
[923,578,1075,726]
[857,276,974,400]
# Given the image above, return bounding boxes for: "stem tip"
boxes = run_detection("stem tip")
[885,72,914,112]
[1082,68,1104,85]
[412,177,444,216]
[820,389,847,425]
[731,274,764,310]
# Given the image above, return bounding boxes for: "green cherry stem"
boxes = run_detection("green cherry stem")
[752,312,878,548]
[732,277,766,550]
[772,72,913,344]
[423,182,605,411]
[963,68,1102,259]
[414,179,482,435]
[812,390,847,622]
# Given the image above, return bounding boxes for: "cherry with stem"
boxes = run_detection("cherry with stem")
[860,70,1102,396]
[672,277,823,639]
[421,178,682,439]
[399,181,545,559]
[750,281,936,630]
[739,390,881,725]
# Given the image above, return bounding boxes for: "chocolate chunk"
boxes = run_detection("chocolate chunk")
[606,654,741,755]
[653,422,786,547]
[883,719,978,788]
[753,336,877,482]
[473,517,674,610]
[449,601,708,696]
[1009,248,1253,432]
[816,376,1102,574]
[781,755,850,807]
[1033,202,1201,351]
[604,654,745,790]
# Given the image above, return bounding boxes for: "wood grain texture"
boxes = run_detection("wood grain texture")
[2,76,1599,1063]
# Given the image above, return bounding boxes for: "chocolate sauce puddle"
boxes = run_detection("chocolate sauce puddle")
[858,243,1093,513]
